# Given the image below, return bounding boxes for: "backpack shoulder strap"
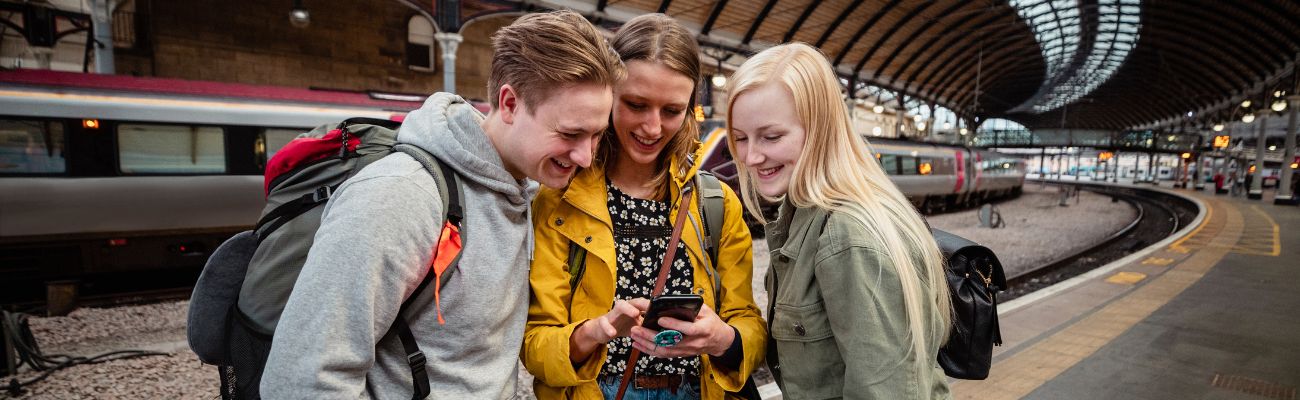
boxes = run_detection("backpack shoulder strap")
[392,143,464,400]
[695,171,726,265]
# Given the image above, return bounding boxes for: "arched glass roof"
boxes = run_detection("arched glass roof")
[1008,0,1141,113]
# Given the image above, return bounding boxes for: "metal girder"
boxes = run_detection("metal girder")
[875,0,970,83]
[1169,5,1288,69]
[887,4,993,88]
[656,0,671,14]
[918,21,1032,102]
[700,0,729,35]
[814,0,866,48]
[783,1,822,43]
[850,0,936,76]
[831,0,905,67]
[741,0,779,44]
[902,7,1020,94]
[943,44,1041,109]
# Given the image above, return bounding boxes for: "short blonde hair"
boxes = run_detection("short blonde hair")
[488,11,625,111]
[725,43,952,361]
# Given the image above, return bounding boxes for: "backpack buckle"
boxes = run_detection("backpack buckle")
[311,186,332,203]
[407,351,427,374]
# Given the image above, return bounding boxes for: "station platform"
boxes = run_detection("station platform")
[953,184,1298,399]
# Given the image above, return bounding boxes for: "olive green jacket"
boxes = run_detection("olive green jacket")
[764,202,950,399]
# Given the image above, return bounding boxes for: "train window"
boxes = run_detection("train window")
[118,124,226,174]
[900,156,918,175]
[0,119,66,174]
[261,128,301,162]
[879,154,899,175]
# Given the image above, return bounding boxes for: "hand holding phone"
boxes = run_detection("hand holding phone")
[641,294,703,331]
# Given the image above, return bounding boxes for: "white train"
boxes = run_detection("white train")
[0,68,440,302]
[697,129,1027,214]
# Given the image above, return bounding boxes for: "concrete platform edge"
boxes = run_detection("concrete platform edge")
[1000,180,1208,315]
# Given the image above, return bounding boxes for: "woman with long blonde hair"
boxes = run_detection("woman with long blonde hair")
[725,42,953,399]
[523,14,766,399]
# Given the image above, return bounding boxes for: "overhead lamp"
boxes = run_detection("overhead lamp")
[1242,113,1255,123]
[1272,100,1287,112]
[711,56,727,88]
[289,0,310,28]
[872,126,882,136]
[1275,90,1285,98]
[912,114,924,122]
[872,105,884,114]
[1186,111,1193,118]
[1241,100,1252,108]
[917,122,927,131]
[943,122,952,130]
[959,127,969,135]
[1212,124,1224,132]
[1167,135,1177,142]
[1268,145,1277,151]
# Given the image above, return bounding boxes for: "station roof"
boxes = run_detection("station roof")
[444,0,1300,134]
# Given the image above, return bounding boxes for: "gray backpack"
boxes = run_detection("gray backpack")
[187,118,463,400]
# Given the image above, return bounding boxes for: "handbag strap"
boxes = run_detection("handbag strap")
[615,182,696,400]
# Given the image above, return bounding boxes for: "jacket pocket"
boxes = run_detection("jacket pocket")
[770,301,843,399]
[770,301,833,342]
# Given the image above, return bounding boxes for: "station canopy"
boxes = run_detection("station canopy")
[445,0,1300,135]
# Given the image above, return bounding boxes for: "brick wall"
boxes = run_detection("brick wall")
[117,0,513,101]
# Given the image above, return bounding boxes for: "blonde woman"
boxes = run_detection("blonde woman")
[725,42,953,399]
[523,14,766,400]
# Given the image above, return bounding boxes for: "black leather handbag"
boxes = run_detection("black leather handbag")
[931,229,1007,380]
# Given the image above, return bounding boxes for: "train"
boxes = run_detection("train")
[0,68,439,303]
[697,129,1028,215]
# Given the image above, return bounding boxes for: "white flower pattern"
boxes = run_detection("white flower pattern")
[601,181,700,379]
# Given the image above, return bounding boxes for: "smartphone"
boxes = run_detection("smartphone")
[641,294,703,331]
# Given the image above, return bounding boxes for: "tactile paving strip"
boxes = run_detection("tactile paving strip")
[1211,373,1296,400]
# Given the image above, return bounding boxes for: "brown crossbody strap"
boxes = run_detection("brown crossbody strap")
[615,182,696,400]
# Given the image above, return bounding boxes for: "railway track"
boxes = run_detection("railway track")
[1001,182,1198,301]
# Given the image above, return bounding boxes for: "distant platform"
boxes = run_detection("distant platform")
[952,182,1298,400]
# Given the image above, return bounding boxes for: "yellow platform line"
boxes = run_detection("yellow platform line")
[1169,203,1214,253]
[1248,205,1281,256]
[952,198,1244,400]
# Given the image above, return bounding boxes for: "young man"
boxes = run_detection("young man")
[260,11,624,399]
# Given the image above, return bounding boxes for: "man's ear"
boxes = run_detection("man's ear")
[499,84,519,125]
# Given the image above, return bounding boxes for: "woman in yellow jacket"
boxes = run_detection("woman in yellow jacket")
[523,13,766,400]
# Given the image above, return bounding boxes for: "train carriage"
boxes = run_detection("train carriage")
[0,69,439,303]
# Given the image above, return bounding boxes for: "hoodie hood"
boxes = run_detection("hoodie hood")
[398,93,539,210]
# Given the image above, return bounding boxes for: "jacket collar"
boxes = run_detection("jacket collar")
[769,199,830,260]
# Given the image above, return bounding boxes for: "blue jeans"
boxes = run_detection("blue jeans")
[598,375,700,400]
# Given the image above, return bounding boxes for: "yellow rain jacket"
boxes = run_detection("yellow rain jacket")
[523,152,766,399]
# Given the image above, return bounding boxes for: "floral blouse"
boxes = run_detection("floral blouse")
[600,181,699,378]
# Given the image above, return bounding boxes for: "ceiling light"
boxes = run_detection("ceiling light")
[1212,124,1224,132]
[872,126,882,136]
[1242,113,1255,123]
[1241,100,1252,108]
[1268,145,1277,151]
[872,105,884,114]
[1272,100,1287,112]
[711,73,727,88]
[289,0,310,28]
[917,122,927,131]
[960,128,969,135]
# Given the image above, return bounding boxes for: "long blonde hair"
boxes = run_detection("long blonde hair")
[594,13,701,200]
[725,43,952,358]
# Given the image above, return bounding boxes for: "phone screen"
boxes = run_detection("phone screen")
[642,294,703,331]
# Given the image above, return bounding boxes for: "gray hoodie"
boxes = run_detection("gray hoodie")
[262,93,538,399]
